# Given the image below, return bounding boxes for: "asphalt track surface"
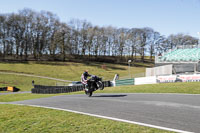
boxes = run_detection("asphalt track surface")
[11,93,200,133]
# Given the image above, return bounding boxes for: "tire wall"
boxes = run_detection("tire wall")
[31,81,112,94]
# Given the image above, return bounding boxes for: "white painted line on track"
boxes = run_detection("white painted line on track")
[15,104,193,133]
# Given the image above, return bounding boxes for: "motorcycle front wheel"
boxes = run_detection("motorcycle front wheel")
[97,81,104,90]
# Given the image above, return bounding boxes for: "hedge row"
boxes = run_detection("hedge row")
[31,81,112,94]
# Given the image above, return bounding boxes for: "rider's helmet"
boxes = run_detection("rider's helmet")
[84,70,89,77]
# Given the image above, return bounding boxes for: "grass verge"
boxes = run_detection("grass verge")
[0,93,59,102]
[0,104,171,133]
[0,92,83,102]
[99,82,200,94]
[0,74,66,91]
[0,61,146,81]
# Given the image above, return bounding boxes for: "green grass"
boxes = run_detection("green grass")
[0,61,192,133]
[99,82,200,94]
[0,61,148,91]
[0,91,9,93]
[0,61,147,81]
[0,74,65,91]
[0,92,83,102]
[0,104,172,133]
[0,93,61,102]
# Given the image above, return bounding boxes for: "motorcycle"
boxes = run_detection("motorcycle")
[85,75,104,97]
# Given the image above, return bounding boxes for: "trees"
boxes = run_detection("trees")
[127,28,139,60]
[118,28,127,58]
[137,28,149,62]
[0,15,7,58]
[147,31,162,61]
[104,26,115,56]
[167,34,198,49]
[0,8,198,62]
[56,23,71,61]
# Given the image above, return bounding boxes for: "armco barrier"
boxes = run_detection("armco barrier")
[115,78,134,86]
[31,81,112,94]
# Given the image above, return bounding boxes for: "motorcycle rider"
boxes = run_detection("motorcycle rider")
[81,70,91,91]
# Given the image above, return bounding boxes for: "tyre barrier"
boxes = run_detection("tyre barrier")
[31,81,112,94]
[0,86,20,92]
[0,87,8,91]
[103,81,112,87]
[31,85,84,94]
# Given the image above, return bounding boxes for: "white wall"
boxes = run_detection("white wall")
[135,76,157,85]
[146,64,172,77]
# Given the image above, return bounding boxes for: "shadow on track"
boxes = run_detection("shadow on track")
[92,94,127,97]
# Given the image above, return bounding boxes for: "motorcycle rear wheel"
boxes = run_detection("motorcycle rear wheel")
[85,89,93,97]
[89,91,93,97]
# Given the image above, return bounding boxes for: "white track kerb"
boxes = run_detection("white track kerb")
[16,104,193,133]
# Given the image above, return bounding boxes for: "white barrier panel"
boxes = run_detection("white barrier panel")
[157,75,177,83]
[135,76,157,85]
[157,74,200,83]
[146,65,172,77]
[111,81,116,87]
[178,74,200,82]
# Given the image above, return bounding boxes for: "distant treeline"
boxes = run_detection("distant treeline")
[0,8,198,62]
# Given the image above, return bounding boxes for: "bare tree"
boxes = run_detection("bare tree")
[167,34,198,49]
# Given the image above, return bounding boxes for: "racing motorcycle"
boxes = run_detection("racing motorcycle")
[85,75,104,97]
